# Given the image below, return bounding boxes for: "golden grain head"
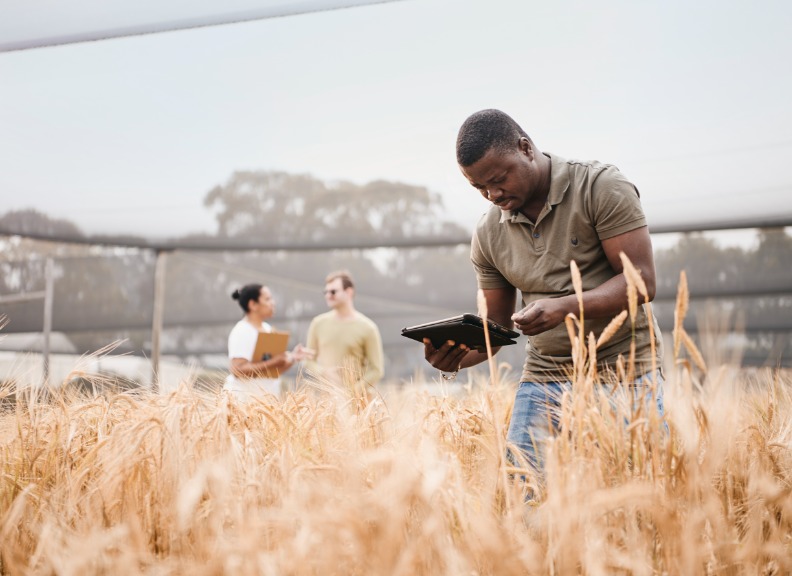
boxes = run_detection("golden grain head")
[476,288,488,320]
[564,313,579,346]
[596,310,628,349]
[673,270,690,359]
[619,252,647,296]
[681,329,708,374]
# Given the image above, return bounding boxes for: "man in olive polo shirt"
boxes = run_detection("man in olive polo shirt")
[424,108,664,471]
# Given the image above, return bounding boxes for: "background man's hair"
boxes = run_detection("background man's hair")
[231,283,264,312]
[325,270,355,290]
[456,109,530,167]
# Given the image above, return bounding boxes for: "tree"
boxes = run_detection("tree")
[197,171,480,375]
[654,229,792,367]
[203,171,467,242]
[0,208,83,239]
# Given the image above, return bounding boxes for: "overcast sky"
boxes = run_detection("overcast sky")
[1,0,791,241]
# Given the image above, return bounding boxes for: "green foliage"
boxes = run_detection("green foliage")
[203,170,467,241]
[654,228,792,366]
[0,208,83,239]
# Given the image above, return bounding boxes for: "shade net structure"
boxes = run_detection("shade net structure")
[2,224,792,390]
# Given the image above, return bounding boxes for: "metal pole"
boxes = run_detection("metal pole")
[42,257,54,385]
[150,250,168,392]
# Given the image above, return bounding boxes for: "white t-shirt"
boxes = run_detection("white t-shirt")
[223,319,281,400]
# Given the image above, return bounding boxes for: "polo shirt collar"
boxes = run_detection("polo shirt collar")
[499,152,570,224]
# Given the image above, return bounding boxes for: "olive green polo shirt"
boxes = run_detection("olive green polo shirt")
[471,153,663,382]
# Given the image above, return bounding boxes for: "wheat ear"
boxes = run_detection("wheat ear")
[673,270,689,359]
[619,253,641,324]
[681,330,707,373]
[596,310,628,349]
[569,261,586,372]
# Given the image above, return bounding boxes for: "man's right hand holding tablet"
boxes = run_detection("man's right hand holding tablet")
[423,339,474,380]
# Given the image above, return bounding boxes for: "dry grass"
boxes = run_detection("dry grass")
[1,271,791,574]
[2,367,790,575]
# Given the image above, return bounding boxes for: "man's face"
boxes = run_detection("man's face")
[324,278,352,309]
[461,138,543,214]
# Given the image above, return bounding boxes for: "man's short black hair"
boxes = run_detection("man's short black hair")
[456,109,529,167]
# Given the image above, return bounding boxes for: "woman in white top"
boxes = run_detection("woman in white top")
[224,283,313,401]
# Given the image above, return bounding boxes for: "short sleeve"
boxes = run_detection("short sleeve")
[470,230,512,290]
[591,167,647,240]
[228,322,256,361]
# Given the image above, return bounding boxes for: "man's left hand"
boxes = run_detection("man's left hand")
[511,298,569,336]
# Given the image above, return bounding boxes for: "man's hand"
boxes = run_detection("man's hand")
[291,343,315,362]
[511,297,571,336]
[423,339,469,372]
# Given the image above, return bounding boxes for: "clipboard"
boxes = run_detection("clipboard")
[401,314,519,352]
[252,331,290,377]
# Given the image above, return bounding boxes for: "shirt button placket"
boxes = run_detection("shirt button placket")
[532,229,545,252]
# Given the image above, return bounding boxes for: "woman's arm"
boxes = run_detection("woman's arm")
[230,353,294,379]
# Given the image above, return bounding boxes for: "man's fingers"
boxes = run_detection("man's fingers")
[513,303,544,334]
[512,303,537,324]
[422,338,437,357]
[424,339,468,371]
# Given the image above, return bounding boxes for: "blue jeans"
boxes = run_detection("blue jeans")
[506,371,664,472]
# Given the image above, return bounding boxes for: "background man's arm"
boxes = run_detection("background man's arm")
[357,324,385,388]
[303,318,320,374]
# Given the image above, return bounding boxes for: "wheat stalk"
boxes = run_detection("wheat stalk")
[1,339,790,574]
[569,261,587,374]
[674,270,689,359]
[587,332,598,381]
[477,289,498,387]
[619,253,642,324]
[570,259,584,323]
[681,329,708,373]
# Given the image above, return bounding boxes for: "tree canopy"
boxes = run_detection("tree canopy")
[204,171,468,241]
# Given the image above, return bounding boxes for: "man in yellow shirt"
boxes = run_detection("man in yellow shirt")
[306,271,384,397]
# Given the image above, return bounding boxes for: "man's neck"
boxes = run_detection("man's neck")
[333,303,356,320]
[519,153,553,222]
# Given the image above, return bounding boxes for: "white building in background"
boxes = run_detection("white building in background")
[0,332,209,393]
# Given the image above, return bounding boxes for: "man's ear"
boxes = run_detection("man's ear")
[518,136,533,158]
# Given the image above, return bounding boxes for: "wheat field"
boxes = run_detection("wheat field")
[1,272,791,575]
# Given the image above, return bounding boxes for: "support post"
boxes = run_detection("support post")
[42,257,54,385]
[151,250,168,392]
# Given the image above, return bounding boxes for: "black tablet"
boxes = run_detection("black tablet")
[401,314,520,351]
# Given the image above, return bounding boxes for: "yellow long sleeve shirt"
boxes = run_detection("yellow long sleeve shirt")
[305,311,384,390]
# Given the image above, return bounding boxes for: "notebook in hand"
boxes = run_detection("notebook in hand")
[401,314,519,352]
[253,331,290,377]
